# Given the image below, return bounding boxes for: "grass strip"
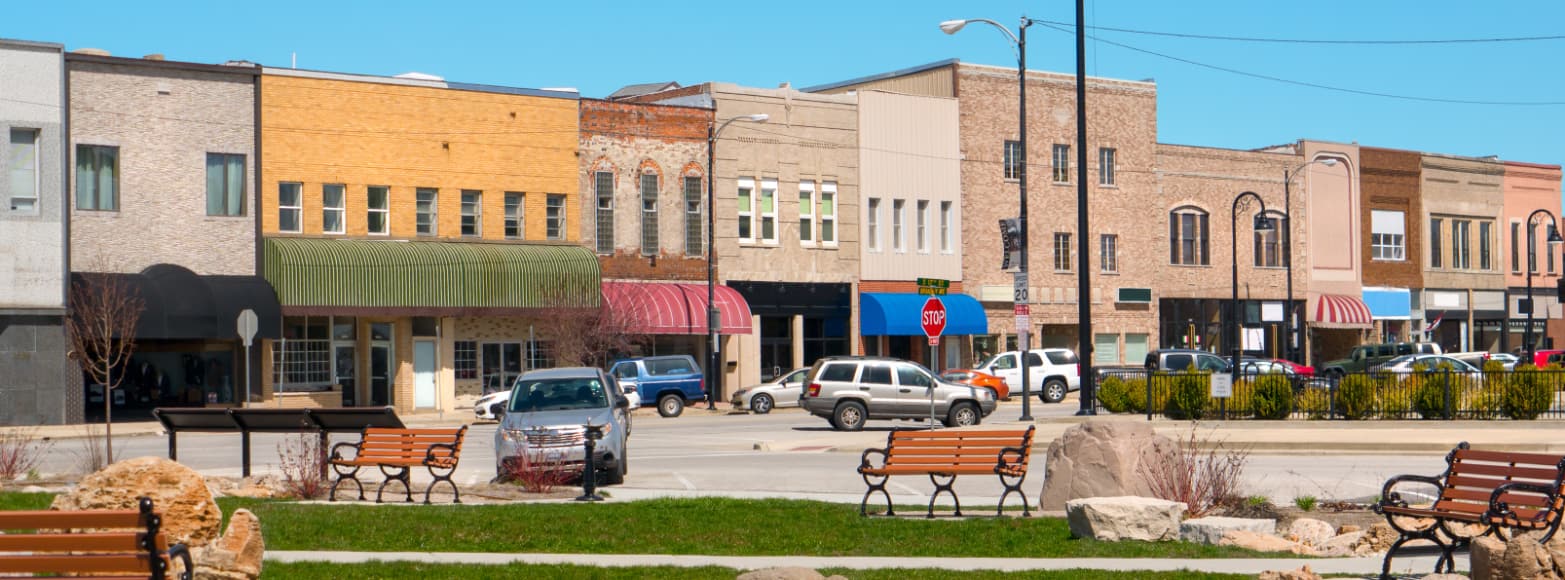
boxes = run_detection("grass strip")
[262,561,1250,580]
[0,492,53,511]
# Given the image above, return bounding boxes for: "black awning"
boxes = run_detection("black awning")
[74,264,281,341]
[727,281,852,317]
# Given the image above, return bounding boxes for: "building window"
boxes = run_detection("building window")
[1430,218,1443,268]
[940,201,953,254]
[1098,147,1116,186]
[892,199,905,252]
[1480,221,1493,271]
[527,339,556,370]
[454,340,478,380]
[416,188,438,236]
[916,200,930,253]
[277,182,302,233]
[1100,234,1117,273]
[1170,207,1209,266]
[1003,140,1022,180]
[75,144,118,211]
[684,176,703,256]
[640,173,658,256]
[461,190,482,237]
[504,192,524,239]
[546,194,565,240]
[1051,144,1070,183]
[594,171,613,253]
[1452,220,1471,270]
[273,316,332,391]
[367,186,389,235]
[1512,222,1522,273]
[799,181,815,245]
[1254,212,1282,267]
[737,178,755,243]
[1370,210,1405,261]
[760,178,777,243]
[867,197,881,252]
[1094,333,1120,365]
[481,342,523,391]
[8,129,39,213]
[1053,232,1072,272]
[322,184,345,234]
[204,153,245,216]
[1124,333,1150,363]
[820,181,837,245]
[1551,223,1559,274]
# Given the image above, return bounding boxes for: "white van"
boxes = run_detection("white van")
[974,349,1081,403]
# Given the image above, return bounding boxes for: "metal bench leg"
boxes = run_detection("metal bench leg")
[927,473,960,518]
[1380,527,1446,580]
[426,465,460,505]
[328,465,364,502]
[859,473,893,517]
[376,465,412,503]
[997,472,1030,517]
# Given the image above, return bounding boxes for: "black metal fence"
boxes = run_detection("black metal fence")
[1094,367,1565,421]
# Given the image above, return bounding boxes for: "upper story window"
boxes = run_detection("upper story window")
[1100,234,1118,273]
[1169,206,1209,266]
[277,182,302,233]
[737,178,755,243]
[1003,140,1022,180]
[1451,219,1471,270]
[504,192,524,240]
[546,194,565,240]
[8,129,39,214]
[367,186,389,235]
[75,144,119,211]
[1053,232,1072,272]
[866,197,881,252]
[461,190,482,237]
[684,176,703,256]
[640,172,659,256]
[416,188,438,236]
[1512,221,1522,273]
[1254,211,1283,267]
[322,184,346,234]
[916,200,930,253]
[892,199,905,253]
[820,181,837,246]
[1371,210,1405,261]
[205,153,245,216]
[1430,217,1443,268]
[799,181,815,246]
[760,178,778,244]
[940,201,953,254]
[1480,221,1493,271]
[593,171,613,253]
[1051,144,1070,183]
[1098,147,1116,186]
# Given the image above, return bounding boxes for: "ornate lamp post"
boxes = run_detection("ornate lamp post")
[706,113,768,409]
[1231,191,1274,387]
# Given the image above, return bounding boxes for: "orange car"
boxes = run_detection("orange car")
[939,369,1010,400]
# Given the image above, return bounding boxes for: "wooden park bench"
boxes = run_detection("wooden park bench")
[0,496,193,579]
[329,425,469,504]
[1375,442,1565,579]
[857,425,1035,518]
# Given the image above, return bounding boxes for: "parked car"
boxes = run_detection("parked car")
[1447,351,1495,370]
[609,355,705,417]
[493,367,631,485]
[730,367,808,414]
[799,356,996,431]
[1236,357,1326,390]
[972,348,1080,403]
[1144,349,1231,373]
[1488,352,1520,369]
[473,372,520,421]
[1319,342,1442,378]
[1532,349,1565,368]
[1372,354,1481,379]
[939,369,1010,400]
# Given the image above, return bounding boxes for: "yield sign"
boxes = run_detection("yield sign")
[921,297,947,338]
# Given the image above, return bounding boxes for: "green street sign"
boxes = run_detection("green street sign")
[916,277,950,289]
[918,287,948,296]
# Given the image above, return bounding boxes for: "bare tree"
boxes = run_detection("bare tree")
[537,285,650,368]
[65,272,143,463]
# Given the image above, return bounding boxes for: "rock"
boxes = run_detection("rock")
[1317,531,1366,557]
[1353,522,1399,554]
[192,509,264,580]
[735,568,846,580]
[50,456,221,547]
[1285,517,1337,548]
[1338,524,1361,534]
[1495,533,1548,580]
[1421,574,1470,580]
[1468,535,1505,580]
[1218,530,1317,556]
[1038,421,1180,510]
[1257,565,1321,580]
[1065,496,1184,542]
[1179,516,1276,545]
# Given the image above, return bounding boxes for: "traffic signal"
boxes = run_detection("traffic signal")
[999,218,1021,271]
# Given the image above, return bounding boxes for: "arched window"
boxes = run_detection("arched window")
[1254,210,1285,268]
[1170,206,1209,266]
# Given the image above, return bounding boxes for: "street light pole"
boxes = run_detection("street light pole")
[1231,191,1273,392]
[707,113,768,410]
[1281,158,1337,363]
[1523,209,1563,364]
[1072,0,1095,416]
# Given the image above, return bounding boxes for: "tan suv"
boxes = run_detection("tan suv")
[798,356,997,431]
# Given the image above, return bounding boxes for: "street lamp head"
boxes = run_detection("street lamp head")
[1253,213,1275,232]
[742,113,769,123]
[939,19,969,34]
[1317,158,1338,168]
[1549,223,1564,246]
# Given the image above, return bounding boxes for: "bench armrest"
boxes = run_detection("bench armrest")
[1486,481,1560,525]
[997,445,1028,470]
[859,447,889,472]
[329,440,361,462]
[426,441,460,464]
[168,542,194,580]
[1377,473,1444,511]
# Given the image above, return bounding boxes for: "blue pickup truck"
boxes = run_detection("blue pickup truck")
[609,355,705,417]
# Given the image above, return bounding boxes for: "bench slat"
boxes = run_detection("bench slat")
[362,427,464,436]
[0,531,165,553]
[1449,461,1562,481]
[0,510,146,530]
[1446,474,1559,490]
[0,553,154,574]
[890,429,1032,439]
[1456,449,1565,467]
[1442,487,1556,508]
[1380,505,1485,522]
[866,465,1023,476]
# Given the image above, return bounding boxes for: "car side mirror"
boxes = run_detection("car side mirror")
[489,402,506,417]
[614,397,629,409]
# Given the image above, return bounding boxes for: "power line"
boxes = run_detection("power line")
[1035,22,1565,107]
[1035,19,1565,45]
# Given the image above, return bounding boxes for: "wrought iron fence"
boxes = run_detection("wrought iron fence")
[1094,367,1565,421]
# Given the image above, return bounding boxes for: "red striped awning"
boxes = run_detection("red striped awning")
[601,281,753,335]
[1309,293,1372,329]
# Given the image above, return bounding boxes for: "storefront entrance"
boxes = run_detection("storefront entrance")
[760,316,793,382]
[369,323,394,407]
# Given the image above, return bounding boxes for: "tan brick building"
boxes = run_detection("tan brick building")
[1419,153,1507,352]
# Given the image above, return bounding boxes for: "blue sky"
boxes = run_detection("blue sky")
[9,1,1565,166]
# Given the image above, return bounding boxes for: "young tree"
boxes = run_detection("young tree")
[537,285,650,369]
[65,272,143,464]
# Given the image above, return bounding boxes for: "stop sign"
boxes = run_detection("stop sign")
[920,298,947,338]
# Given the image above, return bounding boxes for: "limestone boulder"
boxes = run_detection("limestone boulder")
[1218,530,1317,556]
[51,456,221,547]
[1257,565,1322,580]
[1468,535,1506,580]
[192,508,264,580]
[1065,496,1184,542]
[1317,531,1367,557]
[1285,518,1337,548]
[1352,522,1399,554]
[1179,516,1275,545]
[1039,421,1180,510]
[1468,531,1565,580]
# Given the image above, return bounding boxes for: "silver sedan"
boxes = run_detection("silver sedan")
[729,368,808,414]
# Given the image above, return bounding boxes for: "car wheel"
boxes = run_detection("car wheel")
[658,394,685,418]
[986,387,1007,401]
[945,402,980,428]
[833,401,867,431]
[603,453,626,485]
[1042,379,1068,404]
[751,393,774,414]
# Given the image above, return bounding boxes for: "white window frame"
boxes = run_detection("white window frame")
[322,184,346,235]
[416,188,438,236]
[1453,219,1471,270]
[737,177,755,244]
[892,199,905,253]
[545,193,565,240]
[504,192,524,240]
[278,182,303,233]
[760,178,778,244]
[916,200,929,253]
[461,190,482,237]
[866,197,880,252]
[820,181,837,247]
[799,181,816,246]
[1370,210,1406,261]
[367,185,390,236]
[1100,233,1118,273]
[9,128,39,214]
[1051,144,1070,184]
[640,172,659,256]
[939,201,953,254]
[684,176,703,256]
[1098,147,1116,186]
[1003,140,1022,181]
[594,171,614,253]
[1054,232,1072,272]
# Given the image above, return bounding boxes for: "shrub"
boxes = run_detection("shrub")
[277,434,329,500]
[1137,427,1252,518]
[1337,374,1378,420]
[1124,377,1151,414]
[1464,373,1506,419]
[1250,374,1294,420]
[0,428,51,483]
[1220,379,1253,419]
[1505,364,1553,421]
[1296,387,1332,419]
[1413,378,1451,420]
[501,449,575,493]
[1165,368,1211,420]
[1294,495,1318,511]
[1098,376,1131,413]
[1380,383,1414,419]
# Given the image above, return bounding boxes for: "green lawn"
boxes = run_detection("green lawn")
[263,562,1250,580]
[0,492,52,510]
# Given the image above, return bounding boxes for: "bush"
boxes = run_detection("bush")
[1137,427,1252,518]
[1413,375,1451,420]
[1165,368,1211,420]
[1294,495,1318,511]
[1098,376,1132,413]
[1380,382,1414,419]
[1221,379,1253,419]
[277,434,329,500]
[1337,374,1378,420]
[1124,377,1151,414]
[1505,364,1553,420]
[500,450,575,493]
[1296,387,1332,419]
[1465,373,1506,419]
[0,427,51,483]
[1250,374,1294,420]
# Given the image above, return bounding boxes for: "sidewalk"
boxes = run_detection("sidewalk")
[267,549,1461,576]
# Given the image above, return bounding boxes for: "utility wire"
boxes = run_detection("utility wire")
[1034,19,1565,45]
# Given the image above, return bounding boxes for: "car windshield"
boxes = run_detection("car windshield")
[509,377,609,412]
[647,358,697,376]
[976,354,1001,369]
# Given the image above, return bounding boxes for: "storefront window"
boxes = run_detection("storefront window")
[274,316,337,392]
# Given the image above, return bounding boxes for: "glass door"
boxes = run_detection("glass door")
[368,323,394,407]
[759,316,793,382]
[413,339,437,409]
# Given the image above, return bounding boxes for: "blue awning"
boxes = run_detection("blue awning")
[860,292,988,336]
[1362,287,1411,320]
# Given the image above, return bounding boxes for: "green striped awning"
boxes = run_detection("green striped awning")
[263,237,601,315]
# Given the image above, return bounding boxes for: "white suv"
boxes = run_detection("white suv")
[799,357,997,431]
[974,348,1081,404]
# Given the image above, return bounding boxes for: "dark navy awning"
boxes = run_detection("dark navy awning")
[859,293,988,336]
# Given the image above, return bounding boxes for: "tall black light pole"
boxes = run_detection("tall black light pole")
[1281,158,1338,363]
[1524,209,1563,363]
[941,15,1037,421]
[706,113,769,410]
[1231,191,1273,388]
[1072,0,1095,415]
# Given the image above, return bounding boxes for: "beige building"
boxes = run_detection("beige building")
[1418,153,1507,352]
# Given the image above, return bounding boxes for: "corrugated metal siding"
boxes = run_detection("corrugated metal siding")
[858,91,963,282]
[263,238,601,309]
[815,68,955,98]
